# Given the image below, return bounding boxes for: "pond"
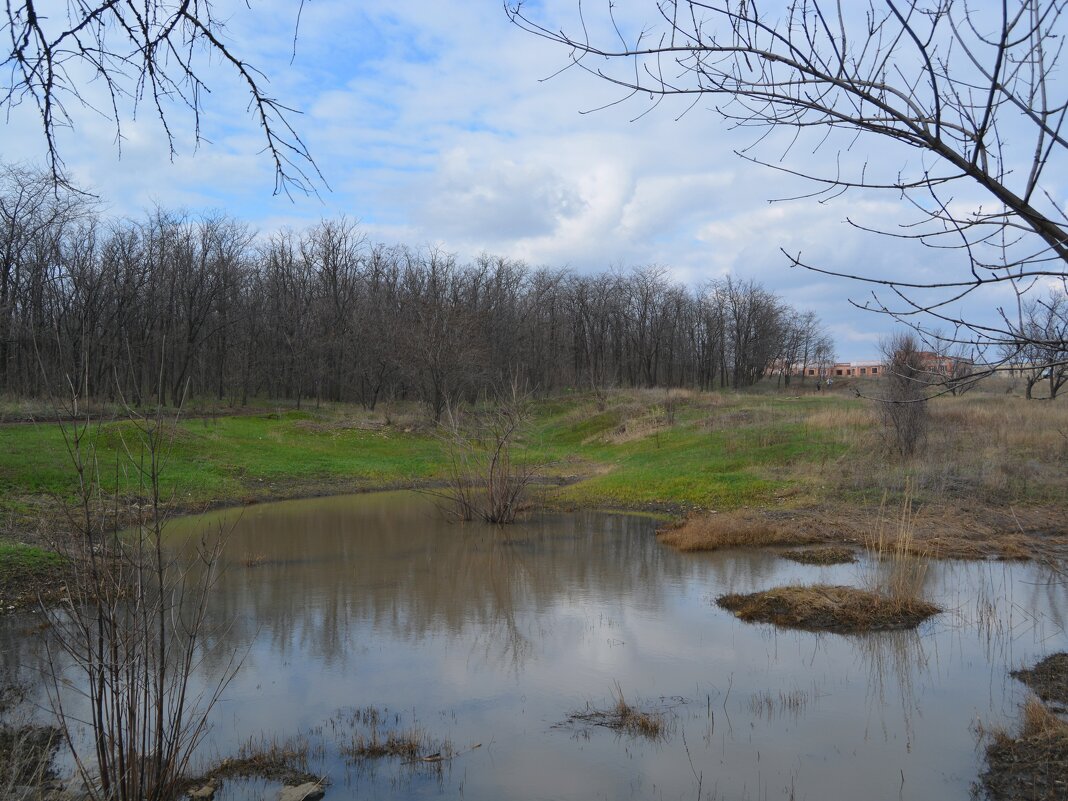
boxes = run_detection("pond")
[2,491,1066,800]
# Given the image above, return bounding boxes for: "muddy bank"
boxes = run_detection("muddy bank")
[1012,654,1068,711]
[981,698,1068,801]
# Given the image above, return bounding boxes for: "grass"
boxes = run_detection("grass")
[187,734,320,788]
[865,486,931,603]
[982,697,1068,801]
[334,706,454,764]
[656,509,824,552]
[716,585,941,633]
[1,385,1066,576]
[0,542,66,610]
[562,684,671,740]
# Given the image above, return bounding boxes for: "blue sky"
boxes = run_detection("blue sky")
[3,0,1048,361]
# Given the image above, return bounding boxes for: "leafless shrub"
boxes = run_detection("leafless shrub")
[42,382,238,801]
[433,382,544,525]
[878,333,930,458]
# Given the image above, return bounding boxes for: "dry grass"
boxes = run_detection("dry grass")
[563,684,671,740]
[982,697,1068,801]
[1020,697,1068,740]
[347,729,425,760]
[335,706,452,764]
[717,584,941,633]
[804,405,878,433]
[657,509,828,552]
[0,724,60,792]
[866,486,931,604]
[191,734,319,787]
[660,502,1066,562]
[822,394,1068,508]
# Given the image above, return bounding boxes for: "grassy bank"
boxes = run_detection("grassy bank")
[2,385,1067,585]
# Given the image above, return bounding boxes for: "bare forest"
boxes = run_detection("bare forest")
[0,166,833,414]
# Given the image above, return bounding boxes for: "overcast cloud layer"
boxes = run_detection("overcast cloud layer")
[2,0,1034,360]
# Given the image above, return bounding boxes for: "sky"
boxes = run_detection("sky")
[2,0,1051,361]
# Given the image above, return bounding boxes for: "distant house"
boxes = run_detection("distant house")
[786,351,973,381]
[803,360,884,378]
[913,351,973,376]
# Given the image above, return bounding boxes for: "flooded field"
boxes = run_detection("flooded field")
[2,491,1065,800]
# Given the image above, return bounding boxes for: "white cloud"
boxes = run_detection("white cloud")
[3,0,1053,360]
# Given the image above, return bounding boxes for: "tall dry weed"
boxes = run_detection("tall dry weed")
[866,484,930,606]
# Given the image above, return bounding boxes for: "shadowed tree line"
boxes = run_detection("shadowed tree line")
[0,165,834,413]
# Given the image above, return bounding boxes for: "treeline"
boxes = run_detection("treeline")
[0,166,834,414]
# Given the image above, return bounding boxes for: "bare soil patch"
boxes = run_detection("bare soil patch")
[716,585,941,633]
[1012,654,1068,711]
[781,547,856,565]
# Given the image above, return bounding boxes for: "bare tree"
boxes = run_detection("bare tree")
[0,168,836,410]
[1004,289,1068,398]
[2,2,320,194]
[507,1,1068,372]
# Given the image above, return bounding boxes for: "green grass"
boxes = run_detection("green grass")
[0,413,446,511]
[0,542,65,603]
[0,394,855,526]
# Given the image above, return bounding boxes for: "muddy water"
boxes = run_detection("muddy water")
[3,491,1066,800]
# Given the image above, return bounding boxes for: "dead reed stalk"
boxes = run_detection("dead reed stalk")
[866,483,930,607]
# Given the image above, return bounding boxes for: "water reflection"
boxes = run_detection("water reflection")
[174,496,676,673]
[2,491,1065,801]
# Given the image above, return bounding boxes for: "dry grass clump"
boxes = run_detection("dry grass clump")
[604,410,669,444]
[866,487,931,603]
[0,723,60,791]
[657,510,827,552]
[781,547,856,565]
[347,728,425,760]
[982,697,1068,801]
[716,584,941,633]
[192,734,319,787]
[0,683,60,795]
[563,684,671,740]
[1020,697,1068,739]
[335,706,452,764]
[803,406,877,446]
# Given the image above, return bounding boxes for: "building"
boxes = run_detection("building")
[802,360,884,378]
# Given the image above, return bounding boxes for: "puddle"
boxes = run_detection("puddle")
[2,490,1065,800]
